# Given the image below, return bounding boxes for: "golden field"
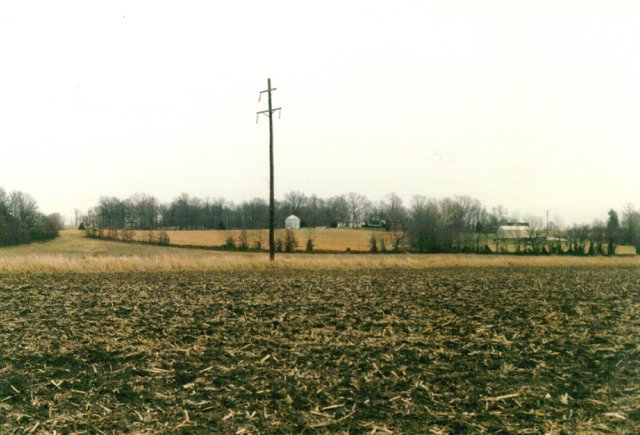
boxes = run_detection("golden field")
[0,230,637,273]
[122,228,637,256]
[130,227,385,251]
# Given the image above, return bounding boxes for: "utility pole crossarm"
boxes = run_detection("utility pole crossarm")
[258,88,277,102]
[256,108,282,115]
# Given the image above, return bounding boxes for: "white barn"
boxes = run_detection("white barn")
[285,215,301,229]
[496,224,530,240]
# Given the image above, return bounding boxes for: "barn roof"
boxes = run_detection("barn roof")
[496,225,531,240]
[498,225,529,231]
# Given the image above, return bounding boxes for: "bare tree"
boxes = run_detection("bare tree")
[347,192,368,228]
[524,215,544,253]
[383,193,408,251]
[74,208,81,228]
[283,191,307,218]
[592,219,606,255]
[456,195,483,232]
[623,204,640,249]
[408,195,442,253]
[129,193,159,230]
[48,213,65,230]
[0,188,58,245]
[607,209,620,255]
[327,195,349,227]
[305,195,322,228]
[9,191,38,224]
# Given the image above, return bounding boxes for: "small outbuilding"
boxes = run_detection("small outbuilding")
[285,214,301,229]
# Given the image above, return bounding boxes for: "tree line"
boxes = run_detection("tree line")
[0,188,60,246]
[80,192,640,255]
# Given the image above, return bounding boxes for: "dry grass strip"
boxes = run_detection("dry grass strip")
[0,252,638,273]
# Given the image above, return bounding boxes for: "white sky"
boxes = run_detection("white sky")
[1,0,638,225]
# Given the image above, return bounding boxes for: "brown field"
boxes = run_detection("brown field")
[1,267,639,432]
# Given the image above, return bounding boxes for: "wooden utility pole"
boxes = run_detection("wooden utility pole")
[546,209,549,233]
[257,79,281,261]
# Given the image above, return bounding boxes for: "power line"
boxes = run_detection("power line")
[257,78,281,261]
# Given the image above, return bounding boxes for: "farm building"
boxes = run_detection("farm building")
[496,224,530,240]
[285,215,301,229]
[362,217,386,228]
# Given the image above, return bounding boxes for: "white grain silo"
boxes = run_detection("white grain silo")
[285,215,301,229]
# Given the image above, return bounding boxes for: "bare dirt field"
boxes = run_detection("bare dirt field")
[1,267,639,433]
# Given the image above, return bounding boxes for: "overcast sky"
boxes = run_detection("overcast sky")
[1,0,638,225]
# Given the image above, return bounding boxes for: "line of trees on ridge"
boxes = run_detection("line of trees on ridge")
[79,192,640,255]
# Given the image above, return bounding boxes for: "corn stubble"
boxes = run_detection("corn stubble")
[1,267,639,432]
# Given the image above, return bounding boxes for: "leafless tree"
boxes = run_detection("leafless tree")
[9,191,38,224]
[383,193,408,251]
[347,192,368,228]
[74,208,81,228]
[524,215,544,253]
[48,213,65,230]
[623,204,640,249]
[283,191,307,217]
[129,193,159,230]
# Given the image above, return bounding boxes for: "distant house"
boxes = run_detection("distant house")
[362,217,386,229]
[285,215,301,229]
[496,224,530,241]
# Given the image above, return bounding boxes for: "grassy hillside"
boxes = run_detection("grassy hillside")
[0,230,178,257]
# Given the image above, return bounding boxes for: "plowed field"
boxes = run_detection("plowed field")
[1,267,639,433]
